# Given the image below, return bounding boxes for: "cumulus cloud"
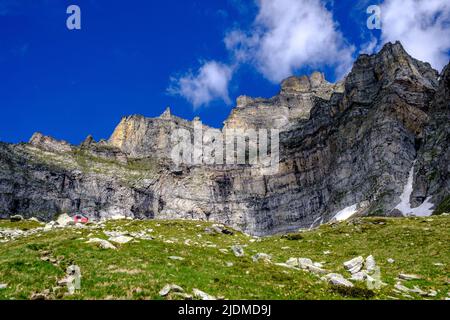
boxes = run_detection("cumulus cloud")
[380,0,450,71]
[168,61,234,108]
[170,0,358,108]
[359,35,379,55]
[225,0,355,82]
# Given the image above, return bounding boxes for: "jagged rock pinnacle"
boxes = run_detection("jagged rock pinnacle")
[81,135,95,148]
[29,132,72,153]
[160,107,172,119]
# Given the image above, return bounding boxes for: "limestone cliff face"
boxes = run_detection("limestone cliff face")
[414,63,450,206]
[0,42,448,235]
[224,71,344,131]
[109,110,213,159]
[108,113,186,159]
[29,132,73,153]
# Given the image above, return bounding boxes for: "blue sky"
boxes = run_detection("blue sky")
[0,0,449,144]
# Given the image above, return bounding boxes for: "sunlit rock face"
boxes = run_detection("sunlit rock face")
[0,42,448,235]
[224,71,345,131]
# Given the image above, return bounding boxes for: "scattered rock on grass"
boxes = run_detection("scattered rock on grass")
[313,262,324,268]
[129,231,154,241]
[44,221,57,232]
[171,292,193,300]
[205,224,234,236]
[0,229,25,240]
[350,271,368,281]
[252,253,272,263]
[427,290,438,297]
[394,282,434,297]
[108,235,133,244]
[58,265,81,295]
[213,224,234,235]
[193,288,216,300]
[394,282,410,293]
[277,257,328,275]
[365,255,376,272]
[305,264,328,275]
[40,255,58,265]
[0,283,7,290]
[285,257,299,267]
[325,273,354,288]
[409,286,428,296]
[56,214,73,227]
[231,245,244,257]
[281,233,303,240]
[298,258,313,269]
[168,256,185,261]
[159,284,184,297]
[10,215,24,222]
[30,291,50,300]
[274,262,298,270]
[343,256,364,274]
[398,273,421,280]
[86,238,117,250]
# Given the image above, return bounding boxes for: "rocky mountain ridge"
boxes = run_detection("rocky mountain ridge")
[0,42,448,235]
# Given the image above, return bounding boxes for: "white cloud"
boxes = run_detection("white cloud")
[380,0,450,71]
[169,0,450,108]
[225,0,355,82]
[168,61,234,108]
[359,35,379,55]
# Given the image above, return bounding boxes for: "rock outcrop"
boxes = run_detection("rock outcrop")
[0,42,448,235]
[413,63,450,207]
[224,71,344,130]
[29,132,73,153]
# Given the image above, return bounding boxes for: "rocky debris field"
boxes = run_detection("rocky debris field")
[0,214,449,300]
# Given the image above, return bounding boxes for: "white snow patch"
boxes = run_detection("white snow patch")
[309,216,322,229]
[333,204,358,221]
[395,165,434,217]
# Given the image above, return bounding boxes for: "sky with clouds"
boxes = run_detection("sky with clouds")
[1,0,449,144]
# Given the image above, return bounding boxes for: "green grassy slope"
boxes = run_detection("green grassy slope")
[0,216,448,300]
